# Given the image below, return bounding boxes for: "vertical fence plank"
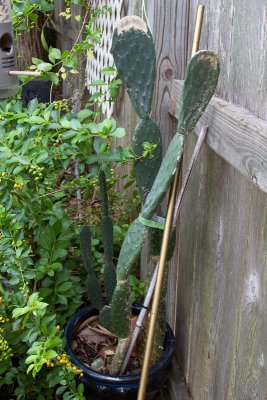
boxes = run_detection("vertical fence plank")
[173,2,267,399]
[144,0,190,327]
[175,132,267,400]
[188,0,267,121]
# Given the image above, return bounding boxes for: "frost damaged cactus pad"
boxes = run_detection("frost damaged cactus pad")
[178,50,220,134]
[112,16,155,118]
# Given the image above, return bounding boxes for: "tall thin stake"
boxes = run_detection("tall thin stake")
[137,6,204,399]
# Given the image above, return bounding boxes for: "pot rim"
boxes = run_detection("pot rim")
[65,305,174,384]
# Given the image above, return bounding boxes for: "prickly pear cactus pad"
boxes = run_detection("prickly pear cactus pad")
[112,16,163,204]
[116,219,148,281]
[112,16,156,119]
[178,50,220,135]
[99,171,116,302]
[133,119,162,201]
[111,282,131,338]
[111,219,147,337]
[141,134,184,219]
[79,226,103,310]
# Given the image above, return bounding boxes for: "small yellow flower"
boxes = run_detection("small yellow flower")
[1,172,6,177]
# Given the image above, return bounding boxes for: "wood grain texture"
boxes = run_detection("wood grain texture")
[144,0,190,329]
[170,80,267,193]
[187,0,267,121]
[147,0,190,152]
[171,2,267,398]
[168,359,192,400]
[174,133,267,400]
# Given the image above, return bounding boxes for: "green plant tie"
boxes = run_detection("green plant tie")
[138,215,175,230]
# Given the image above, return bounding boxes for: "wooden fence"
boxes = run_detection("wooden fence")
[111,1,267,399]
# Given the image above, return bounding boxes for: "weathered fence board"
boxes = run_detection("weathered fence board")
[86,1,267,399]
[170,80,267,193]
[170,2,267,398]
[174,133,267,400]
[187,0,267,121]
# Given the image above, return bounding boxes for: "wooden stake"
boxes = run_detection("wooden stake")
[137,6,205,400]
[9,70,41,77]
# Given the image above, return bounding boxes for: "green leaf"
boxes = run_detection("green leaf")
[26,364,35,374]
[56,386,67,395]
[70,119,82,130]
[25,355,37,364]
[28,98,39,115]
[77,109,93,120]
[62,130,76,139]
[35,151,49,163]
[37,63,53,72]
[89,79,106,86]
[57,294,68,305]
[13,165,25,174]
[49,48,62,63]
[32,57,43,66]
[62,58,76,68]
[28,116,45,124]
[77,384,84,396]
[13,306,30,318]
[58,281,72,292]
[62,49,70,58]
[7,155,30,165]
[46,72,59,85]
[109,127,125,138]
[45,350,58,360]
[101,66,116,75]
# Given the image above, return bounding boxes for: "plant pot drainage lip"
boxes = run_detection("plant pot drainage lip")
[65,305,174,384]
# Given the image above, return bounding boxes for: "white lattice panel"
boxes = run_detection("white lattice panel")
[0,0,11,22]
[86,0,122,118]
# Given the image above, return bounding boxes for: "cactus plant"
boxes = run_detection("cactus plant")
[110,47,220,359]
[99,170,116,302]
[80,170,116,310]
[112,15,162,203]
[79,226,103,310]
[79,15,220,376]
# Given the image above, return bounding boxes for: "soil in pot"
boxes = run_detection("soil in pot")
[65,306,174,400]
[71,312,141,375]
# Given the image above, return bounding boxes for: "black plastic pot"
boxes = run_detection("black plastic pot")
[65,306,174,400]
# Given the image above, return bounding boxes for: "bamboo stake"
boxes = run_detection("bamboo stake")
[9,70,41,77]
[137,6,204,399]
[120,125,207,375]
